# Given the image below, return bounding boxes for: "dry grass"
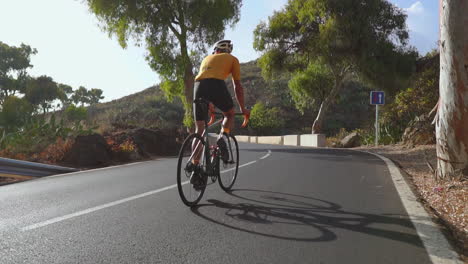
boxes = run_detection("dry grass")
[359,144,467,262]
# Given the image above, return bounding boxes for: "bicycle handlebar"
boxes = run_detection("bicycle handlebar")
[208,112,250,128]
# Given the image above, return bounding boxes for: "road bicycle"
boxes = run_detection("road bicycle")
[177,98,248,207]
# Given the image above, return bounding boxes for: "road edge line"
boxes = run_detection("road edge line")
[360,150,462,264]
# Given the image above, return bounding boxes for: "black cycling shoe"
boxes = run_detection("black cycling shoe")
[186,161,197,173]
[190,171,207,191]
[217,138,229,162]
[187,163,204,191]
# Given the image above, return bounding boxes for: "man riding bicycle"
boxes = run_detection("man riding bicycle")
[188,39,250,187]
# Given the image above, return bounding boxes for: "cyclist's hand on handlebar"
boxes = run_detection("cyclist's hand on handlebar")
[241,108,250,128]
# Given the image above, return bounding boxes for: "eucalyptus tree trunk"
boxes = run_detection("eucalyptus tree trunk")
[436,0,468,179]
[311,76,344,134]
[180,36,195,130]
[184,63,194,115]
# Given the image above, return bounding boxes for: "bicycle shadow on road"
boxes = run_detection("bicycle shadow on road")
[190,189,426,247]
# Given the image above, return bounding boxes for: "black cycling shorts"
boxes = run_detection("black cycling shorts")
[193,78,234,121]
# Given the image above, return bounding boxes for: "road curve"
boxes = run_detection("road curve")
[0,143,449,263]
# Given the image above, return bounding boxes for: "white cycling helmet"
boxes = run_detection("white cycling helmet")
[213,40,233,53]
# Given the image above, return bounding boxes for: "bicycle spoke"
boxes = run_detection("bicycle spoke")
[218,134,239,191]
[177,134,207,206]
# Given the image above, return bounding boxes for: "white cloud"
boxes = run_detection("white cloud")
[401,1,438,55]
[405,1,425,14]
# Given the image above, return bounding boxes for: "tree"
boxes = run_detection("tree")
[0,42,37,104]
[288,62,334,114]
[254,0,417,133]
[71,86,90,106]
[57,83,74,109]
[435,0,468,179]
[250,102,285,135]
[24,76,60,113]
[85,0,242,127]
[0,96,33,132]
[88,88,104,105]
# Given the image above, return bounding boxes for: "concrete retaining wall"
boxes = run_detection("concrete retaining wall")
[234,134,325,148]
[300,134,326,147]
[236,136,250,143]
[283,135,300,146]
[257,136,283,145]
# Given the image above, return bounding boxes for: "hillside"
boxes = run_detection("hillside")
[85,85,185,133]
[83,60,314,136]
[80,60,392,137]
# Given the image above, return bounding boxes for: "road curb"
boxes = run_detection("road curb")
[360,150,462,264]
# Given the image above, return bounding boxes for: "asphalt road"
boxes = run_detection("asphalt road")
[0,143,436,263]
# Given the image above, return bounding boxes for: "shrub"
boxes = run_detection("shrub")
[65,105,88,123]
[0,96,33,132]
[249,102,285,135]
[382,54,439,140]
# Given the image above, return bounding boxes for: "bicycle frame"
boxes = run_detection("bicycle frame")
[188,99,223,174]
[177,99,242,206]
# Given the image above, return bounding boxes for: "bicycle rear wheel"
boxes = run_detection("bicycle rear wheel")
[218,133,239,192]
[177,133,207,206]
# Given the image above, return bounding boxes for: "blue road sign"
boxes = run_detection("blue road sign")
[370,91,385,105]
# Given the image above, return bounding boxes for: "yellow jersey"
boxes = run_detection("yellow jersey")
[195,53,241,81]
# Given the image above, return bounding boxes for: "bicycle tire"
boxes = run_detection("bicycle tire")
[218,133,239,192]
[177,133,207,206]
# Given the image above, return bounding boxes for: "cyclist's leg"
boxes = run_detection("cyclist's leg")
[205,80,234,136]
[221,107,235,136]
[191,81,209,165]
[191,121,205,164]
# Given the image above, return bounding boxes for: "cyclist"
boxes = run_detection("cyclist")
[188,39,250,187]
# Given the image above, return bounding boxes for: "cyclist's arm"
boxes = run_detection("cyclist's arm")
[230,57,248,114]
[232,79,247,113]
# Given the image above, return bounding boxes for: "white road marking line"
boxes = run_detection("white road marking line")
[21,150,272,232]
[222,160,257,173]
[260,150,272,160]
[21,184,178,231]
[362,151,462,264]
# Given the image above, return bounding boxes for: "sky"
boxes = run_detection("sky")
[0,0,439,102]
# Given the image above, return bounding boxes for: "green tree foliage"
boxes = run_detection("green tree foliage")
[0,43,98,157]
[382,53,439,137]
[288,62,334,113]
[249,102,285,135]
[0,96,33,132]
[254,0,417,133]
[88,88,104,105]
[85,0,242,127]
[57,83,74,109]
[24,75,60,113]
[0,42,37,103]
[70,86,104,106]
[72,86,90,106]
[65,105,88,123]
[327,81,373,135]
[226,60,313,135]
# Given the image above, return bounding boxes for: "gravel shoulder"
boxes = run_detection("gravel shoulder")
[357,144,467,262]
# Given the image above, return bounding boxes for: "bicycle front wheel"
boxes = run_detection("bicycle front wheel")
[218,133,239,192]
[177,133,207,206]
